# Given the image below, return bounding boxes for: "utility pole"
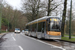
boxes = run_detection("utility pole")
[8,11,9,31]
[0,2,2,33]
[14,10,16,28]
[8,7,10,31]
[69,0,72,39]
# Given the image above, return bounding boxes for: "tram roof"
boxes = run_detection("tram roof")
[26,16,60,25]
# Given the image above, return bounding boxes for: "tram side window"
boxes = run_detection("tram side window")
[32,24,33,32]
[25,26,28,31]
[32,24,35,32]
[27,26,29,31]
[46,20,50,31]
[34,24,37,32]
[29,25,31,32]
[30,25,32,32]
[42,22,45,33]
[38,22,42,32]
[48,23,50,31]
[26,26,28,29]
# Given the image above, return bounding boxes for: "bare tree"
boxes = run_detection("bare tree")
[47,0,61,16]
[2,3,27,31]
[22,0,45,22]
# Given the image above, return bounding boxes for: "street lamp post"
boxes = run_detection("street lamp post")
[7,7,10,31]
[6,8,9,31]
[0,3,2,33]
[69,0,72,39]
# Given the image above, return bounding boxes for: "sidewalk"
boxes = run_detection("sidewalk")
[65,36,75,38]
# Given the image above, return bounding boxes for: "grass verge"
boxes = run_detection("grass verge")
[61,37,75,42]
[0,30,7,34]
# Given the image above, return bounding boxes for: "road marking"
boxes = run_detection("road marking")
[21,34,66,50]
[11,34,16,41]
[19,46,23,50]
[12,37,16,41]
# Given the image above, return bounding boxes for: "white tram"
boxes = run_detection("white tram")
[25,16,61,39]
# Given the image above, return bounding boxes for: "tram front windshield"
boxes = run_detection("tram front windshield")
[49,19,60,31]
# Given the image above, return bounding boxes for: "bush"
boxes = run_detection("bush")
[2,18,8,26]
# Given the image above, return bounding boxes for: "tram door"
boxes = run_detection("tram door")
[41,22,46,38]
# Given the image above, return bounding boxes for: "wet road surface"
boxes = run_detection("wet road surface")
[40,39,75,50]
[0,32,64,50]
[20,33,75,50]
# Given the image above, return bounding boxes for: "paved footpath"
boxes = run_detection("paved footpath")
[65,36,75,38]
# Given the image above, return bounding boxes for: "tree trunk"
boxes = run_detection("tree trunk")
[61,0,67,37]
[47,0,51,16]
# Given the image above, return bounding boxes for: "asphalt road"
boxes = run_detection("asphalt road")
[0,32,65,50]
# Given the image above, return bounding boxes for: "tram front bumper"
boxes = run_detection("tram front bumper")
[49,35,61,39]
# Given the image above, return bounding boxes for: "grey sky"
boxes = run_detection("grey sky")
[4,0,22,10]
[4,0,75,10]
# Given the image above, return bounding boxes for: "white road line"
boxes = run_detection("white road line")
[21,34,66,50]
[11,34,13,37]
[12,37,16,41]
[11,34,16,41]
[19,46,23,50]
